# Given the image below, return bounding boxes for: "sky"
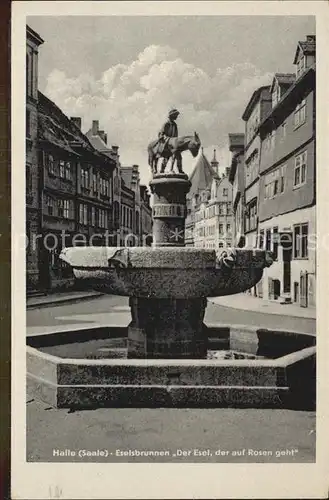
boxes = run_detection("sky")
[28,15,315,185]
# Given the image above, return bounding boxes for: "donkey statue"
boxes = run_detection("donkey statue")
[148,132,201,175]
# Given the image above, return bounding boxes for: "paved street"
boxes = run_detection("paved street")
[27,293,316,334]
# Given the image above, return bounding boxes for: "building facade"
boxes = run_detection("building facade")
[37,93,116,290]
[185,149,220,247]
[193,169,233,250]
[228,133,245,247]
[26,26,44,291]
[258,35,316,307]
[241,86,272,253]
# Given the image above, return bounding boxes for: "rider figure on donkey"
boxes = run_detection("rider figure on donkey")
[156,108,180,170]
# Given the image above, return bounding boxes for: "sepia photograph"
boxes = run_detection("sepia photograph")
[11,2,329,499]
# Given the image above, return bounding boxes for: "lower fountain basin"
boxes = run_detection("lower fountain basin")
[27,324,316,410]
[60,247,273,298]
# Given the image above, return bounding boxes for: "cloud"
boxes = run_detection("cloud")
[45,45,273,183]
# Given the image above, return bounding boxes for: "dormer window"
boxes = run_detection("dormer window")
[272,85,281,107]
[296,56,306,79]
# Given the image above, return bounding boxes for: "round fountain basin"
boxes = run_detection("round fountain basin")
[60,246,271,298]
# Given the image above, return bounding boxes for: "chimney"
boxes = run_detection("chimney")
[211,149,219,176]
[104,133,108,145]
[92,120,99,136]
[112,145,119,155]
[71,117,81,129]
[306,35,315,42]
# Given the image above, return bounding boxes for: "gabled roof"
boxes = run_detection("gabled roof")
[242,86,271,121]
[293,35,316,64]
[85,128,117,162]
[188,150,219,199]
[270,73,295,93]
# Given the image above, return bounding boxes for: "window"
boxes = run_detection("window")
[219,224,224,234]
[46,195,55,216]
[58,199,64,218]
[273,227,279,260]
[100,177,110,197]
[264,165,286,199]
[294,151,307,187]
[92,173,97,194]
[227,202,232,215]
[265,229,271,251]
[26,109,31,137]
[245,199,257,232]
[226,224,231,233]
[294,99,306,128]
[296,56,306,79]
[81,166,90,189]
[79,203,88,225]
[282,121,287,138]
[259,230,264,249]
[48,154,55,175]
[59,160,65,178]
[58,199,71,219]
[65,162,72,181]
[223,188,228,197]
[294,223,308,259]
[91,206,96,226]
[98,209,108,229]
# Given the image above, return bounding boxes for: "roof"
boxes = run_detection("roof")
[38,91,93,154]
[242,86,271,121]
[26,25,44,45]
[270,73,295,93]
[188,150,219,199]
[85,129,117,162]
[293,35,316,64]
[259,65,315,132]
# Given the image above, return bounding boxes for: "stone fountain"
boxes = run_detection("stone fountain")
[26,160,316,410]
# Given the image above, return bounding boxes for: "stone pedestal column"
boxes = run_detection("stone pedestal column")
[127,297,208,359]
[150,174,191,247]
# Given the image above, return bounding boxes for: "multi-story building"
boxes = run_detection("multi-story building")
[140,185,152,246]
[26,25,44,291]
[193,168,233,250]
[37,93,116,290]
[85,120,122,238]
[185,148,220,246]
[258,35,316,307]
[228,133,245,247]
[242,86,272,251]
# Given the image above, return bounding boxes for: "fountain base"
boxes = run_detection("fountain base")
[128,297,207,359]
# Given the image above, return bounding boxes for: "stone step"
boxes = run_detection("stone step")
[55,362,280,387]
[27,375,287,409]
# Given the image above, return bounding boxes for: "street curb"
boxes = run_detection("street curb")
[207,298,316,321]
[26,292,104,310]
